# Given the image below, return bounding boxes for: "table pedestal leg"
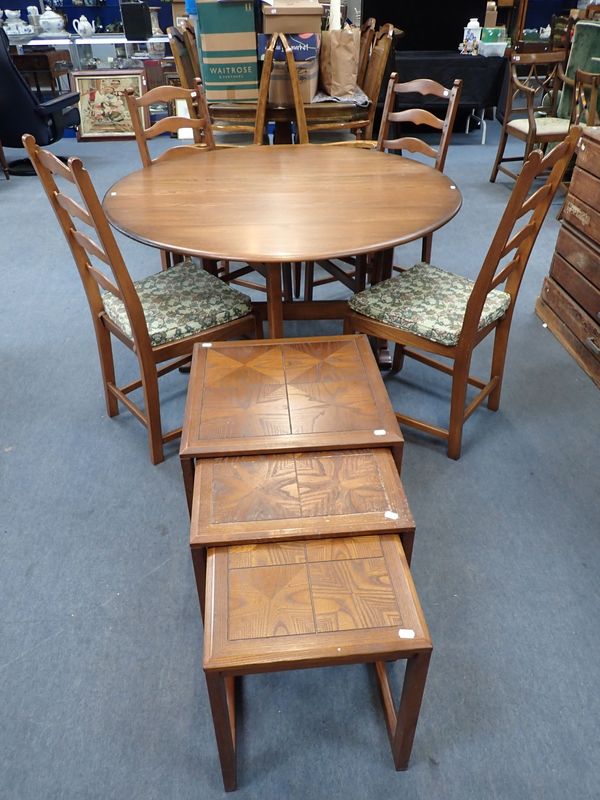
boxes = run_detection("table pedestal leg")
[266,264,284,338]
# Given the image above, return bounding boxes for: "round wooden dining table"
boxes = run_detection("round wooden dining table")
[103,144,462,338]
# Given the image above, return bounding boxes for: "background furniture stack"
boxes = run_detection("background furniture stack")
[536,128,600,389]
[181,335,433,791]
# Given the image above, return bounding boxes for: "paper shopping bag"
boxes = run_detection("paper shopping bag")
[319,27,360,97]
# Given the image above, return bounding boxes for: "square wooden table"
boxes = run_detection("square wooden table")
[190,448,416,616]
[203,533,432,791]
[180,335,404,509]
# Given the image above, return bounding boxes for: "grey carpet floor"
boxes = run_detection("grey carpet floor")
[1,124,599,800]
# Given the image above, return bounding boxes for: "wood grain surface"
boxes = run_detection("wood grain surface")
[190,448,414,548]
[103,144,462,263]
[181,336,403,458]
[204,533,430,672]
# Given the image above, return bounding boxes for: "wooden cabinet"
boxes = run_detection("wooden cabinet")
[536,128,600,389]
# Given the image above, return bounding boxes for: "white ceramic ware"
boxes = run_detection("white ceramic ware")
[73,14,95,35]
[39,6,66,33]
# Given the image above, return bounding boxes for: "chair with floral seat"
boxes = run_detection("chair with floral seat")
[23,133,257,464]
[345,127,580,460]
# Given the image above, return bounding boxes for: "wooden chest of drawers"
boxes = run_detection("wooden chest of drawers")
[536,128,600,389]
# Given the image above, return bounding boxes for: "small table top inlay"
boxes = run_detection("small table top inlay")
[181,336,403,459]
[204,534,431,671]
[190,449,414,549]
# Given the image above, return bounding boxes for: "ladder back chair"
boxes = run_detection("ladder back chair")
[125,83,215,270]
[490,50,570,183]
[378,71,462,263]
[357,17,377,88]
[303,67,461,301]
[346,127,581,459]
[182,19,201,83]
[23,133,256,464]
[125,84,215,168]
[167,25,197,91]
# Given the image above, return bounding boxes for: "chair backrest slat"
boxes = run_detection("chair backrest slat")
[377,73,462,172]
[72,229,113,267]
[37,148,75,182]
[87,264,123,298]
[517,183,552,217]
[55,192,93,226]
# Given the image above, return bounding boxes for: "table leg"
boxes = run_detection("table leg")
[266,264,284,338]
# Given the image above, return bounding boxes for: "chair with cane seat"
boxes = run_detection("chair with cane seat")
[23,133,256,464]
[345,127,581,460]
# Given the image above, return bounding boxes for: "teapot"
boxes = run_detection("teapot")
[39,6,66,33]
[4,9,22,22]
[73,13,95,36]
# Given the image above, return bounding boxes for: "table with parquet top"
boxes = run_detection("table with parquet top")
[203,534,432,791]
[179,335,404,509]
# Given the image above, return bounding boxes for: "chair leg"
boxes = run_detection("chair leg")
[420,235,432,264]
[95,321,119,418]
[355,254,367,292]
[304,260,315,301]
[139,359,164,465]
[487,318,511,412]
[205,672,237,792]
[447,354,471,460]
[282,263,293,302]
[293,262,302,298]
[489,128,508,182]
[390,344,405,374]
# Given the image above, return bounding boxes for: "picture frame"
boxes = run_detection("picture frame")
[70,69,147,141]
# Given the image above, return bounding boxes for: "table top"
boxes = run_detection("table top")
[203,533,430,672]
[180,335,403,459]
[190,448,414,549]
[103,144,462,263]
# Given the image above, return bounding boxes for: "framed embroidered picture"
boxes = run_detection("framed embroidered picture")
[71,70,147,141]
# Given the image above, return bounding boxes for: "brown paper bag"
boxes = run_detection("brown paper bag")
[319,27,360,96]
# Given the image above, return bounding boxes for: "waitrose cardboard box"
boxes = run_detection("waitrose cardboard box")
[196,0,259,101]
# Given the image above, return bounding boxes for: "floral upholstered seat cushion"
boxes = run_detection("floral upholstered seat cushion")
[103,260,252,347]
[348,262,511,347]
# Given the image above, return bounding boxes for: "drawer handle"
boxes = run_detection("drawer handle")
[585,337,600,356]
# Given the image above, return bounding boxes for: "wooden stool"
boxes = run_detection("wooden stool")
[190,448,415,617]
[203,534,432,791]
[180,335,404,510]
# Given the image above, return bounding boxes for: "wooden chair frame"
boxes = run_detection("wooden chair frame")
[303,69,461,300]
[345,128,581,459]
[125,84,215,168]
[378,72,462,263]
[490,50,569,183]
[167,25,197,91]
[571,68,600,127]
[23,133,257,464]
[125,84,215,270]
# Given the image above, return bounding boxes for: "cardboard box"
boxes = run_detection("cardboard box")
[195,0,258,101]
[268,58,318,104]
[262,0,323,34]
[257,32,320,60]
